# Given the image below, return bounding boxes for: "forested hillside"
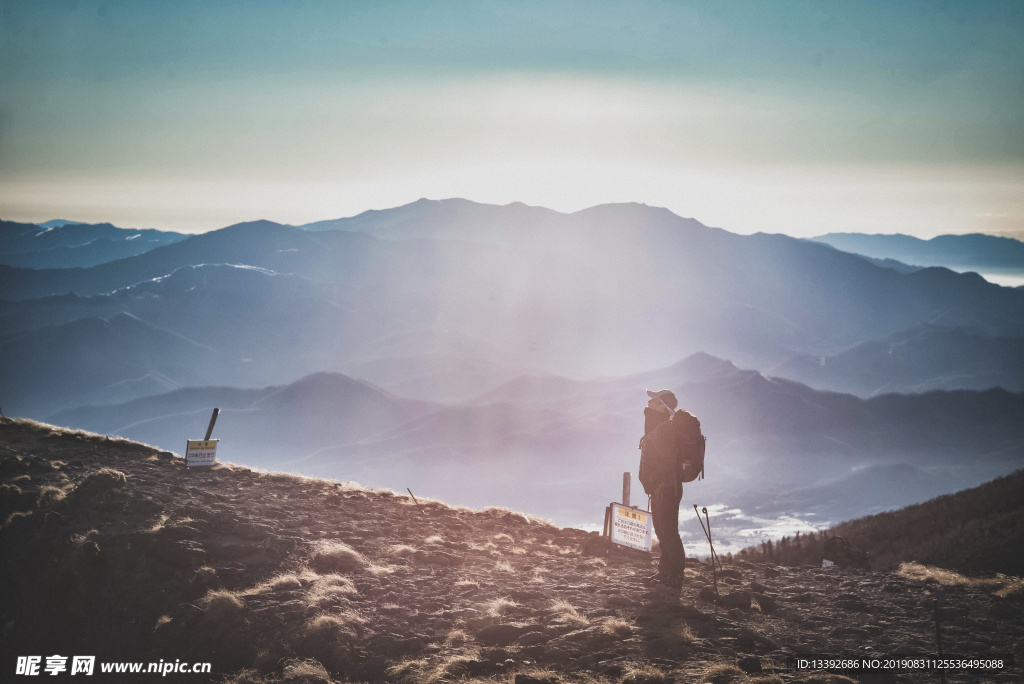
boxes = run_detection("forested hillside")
[735,470,1024,575]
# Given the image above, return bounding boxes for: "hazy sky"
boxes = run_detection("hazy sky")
[2,0,1022,237]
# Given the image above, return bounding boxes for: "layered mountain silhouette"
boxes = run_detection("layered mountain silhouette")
[50,355,1024,538]
[812,232,1024,274]
[0,219,186,269]
[3,200,1023,420]
[4,199,1023,551]
[770,325,1024,395]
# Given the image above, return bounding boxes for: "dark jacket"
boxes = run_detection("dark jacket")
[638,408,677,495]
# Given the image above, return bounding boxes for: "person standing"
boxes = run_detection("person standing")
[638,389,686,589]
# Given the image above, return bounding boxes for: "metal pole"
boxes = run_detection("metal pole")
[623,472,631,508]
[703,507,722,571]
[694,505,720,598]
[204,408,220,441]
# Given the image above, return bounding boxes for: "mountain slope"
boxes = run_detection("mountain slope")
[738,469,1024,576]
[3,417,1021,683]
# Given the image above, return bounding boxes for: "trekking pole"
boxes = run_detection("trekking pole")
[693,505,722,572]
[694,505,720,598]
[703,507,722,571]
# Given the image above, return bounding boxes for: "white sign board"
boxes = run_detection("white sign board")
[610,503,653,552]
[185,439,218,467]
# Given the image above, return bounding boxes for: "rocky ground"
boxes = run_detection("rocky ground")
[1,416,1021,683]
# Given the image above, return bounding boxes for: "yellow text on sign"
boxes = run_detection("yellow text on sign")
[187,440,217,450]
[617,508,647,523]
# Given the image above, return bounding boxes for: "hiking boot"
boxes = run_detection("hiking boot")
[662,573,684,590]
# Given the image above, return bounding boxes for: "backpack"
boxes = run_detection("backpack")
[670,410,706,483]
[638,410,707,494]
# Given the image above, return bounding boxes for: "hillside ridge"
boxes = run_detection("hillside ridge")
[2,417,1022,683]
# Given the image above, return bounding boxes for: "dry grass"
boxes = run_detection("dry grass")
[599,616,634,637]
[272,471,343,489]
[308,542,366,573]
[305,573,359,608]
[444,628,471,646]
[898,562,1024,598]
[702,664,748,684]
[222,669,269,684]
[10,418,107,441]
[200,589,246,622]
[512,666,563,683]
[145,514,171,533]
[493,560,515,574]
[301,611,365,640]
[578,558,607,570]
[550,599,589,628]
[336,480,372,493]
[424,535,445,545]
[469,540,499,553]
[245,572,305,595]
[280,658,331,684]
[295,612,366,673]
[493,532,515,543]
[622,664,671,684]
[483,597,519,617]
[480,506,555,527]
[36,484,71,505]
[70,528,99,548]
[364,562,396,576]
[387,651,483,684]
[389,544,418,558]
[529,567,550,584]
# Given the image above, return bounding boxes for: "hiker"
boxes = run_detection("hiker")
[639,389,686,589]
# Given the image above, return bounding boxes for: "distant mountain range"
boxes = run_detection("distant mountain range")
[0,219,186,269]
[769,324,1024,395]
[3,200,1022,419]
[3,198,1022,543]
[50,354,1024,533]
[812,232,1024,274]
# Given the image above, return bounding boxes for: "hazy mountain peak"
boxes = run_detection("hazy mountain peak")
[38,219,86,228]
[216,219,290,232]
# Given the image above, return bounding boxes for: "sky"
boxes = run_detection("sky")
[1,0,1023,238]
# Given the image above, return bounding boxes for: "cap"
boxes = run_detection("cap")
[646,389,678,410]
